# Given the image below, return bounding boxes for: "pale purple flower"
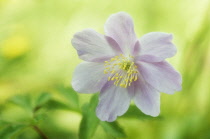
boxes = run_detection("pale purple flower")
[71,12,182,122]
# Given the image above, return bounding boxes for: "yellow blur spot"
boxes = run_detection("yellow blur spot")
[1,35,30,59]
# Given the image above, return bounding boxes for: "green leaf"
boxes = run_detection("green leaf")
[100,121,126,138]
[56,86,79,109]
[45,99,77,111]
[79,94,100,139]
[34,113,46,121]
[0,124,26,139]
[0,120,9,129]
[123,105,162,120]
[9,95,32,112]
[35,92,51,108]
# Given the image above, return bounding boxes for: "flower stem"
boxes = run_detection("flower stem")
[33,125,49,139]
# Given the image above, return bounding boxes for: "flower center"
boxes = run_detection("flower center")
[104,54,138,88]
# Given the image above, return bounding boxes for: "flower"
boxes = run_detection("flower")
[71,12,182,122]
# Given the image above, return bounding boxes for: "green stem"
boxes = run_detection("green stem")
[33,125,49,139]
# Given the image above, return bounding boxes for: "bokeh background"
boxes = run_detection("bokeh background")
[0,0,210,139]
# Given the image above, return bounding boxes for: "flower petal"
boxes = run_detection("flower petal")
[137,61,182,94]
[133,76,160,117]
[96,81,131,122]
[71,29,121,62]
[72,62,108,93]
[132,40,141,56]
[135,55,163,63]
[139,32,177,62]
[104,12,137,55]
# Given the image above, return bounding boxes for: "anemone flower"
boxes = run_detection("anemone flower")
[71,12,182,122]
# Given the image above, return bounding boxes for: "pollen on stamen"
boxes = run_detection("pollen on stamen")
[103,54,138,88]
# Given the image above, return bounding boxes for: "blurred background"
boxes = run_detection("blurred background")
[0,0,210,139]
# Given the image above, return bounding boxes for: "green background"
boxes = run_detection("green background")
[0,0,210,139]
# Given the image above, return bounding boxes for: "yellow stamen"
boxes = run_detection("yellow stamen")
[103,54,138,88]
